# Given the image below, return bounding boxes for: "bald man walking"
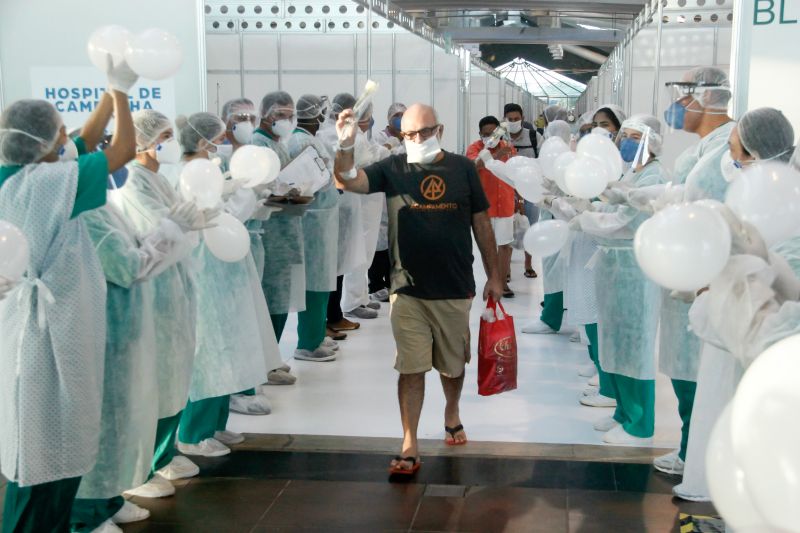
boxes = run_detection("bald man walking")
[333,103,503,475]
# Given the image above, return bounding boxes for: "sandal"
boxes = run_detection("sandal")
[445,424,468,446]
[503,289,515,298]
[524,268,538,279]
[389,456,421,475]
[326,327,347,341]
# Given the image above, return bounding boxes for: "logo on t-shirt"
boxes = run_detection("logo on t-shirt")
[421,175,446,201]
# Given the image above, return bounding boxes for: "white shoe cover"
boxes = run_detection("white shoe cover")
[156,455,200,481]
[593,416,619,432]
[90,519,122,533]
[520,319,556,334]
[580,392,617,408]
[123,474,175,499]
[653,450,685,476]
[177,438,230,457]
[229,393,272,415]
[112,500,150,524]
[214,430,245,445]
[602,424,653,446]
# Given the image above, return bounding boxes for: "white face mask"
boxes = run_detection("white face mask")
[154,137,181,165]
[405,135,442,164]
[232,121,254,144]
[272,119,295,139]
[58,138,78,161]
[592,127,614,139]
[507,120,523,134]
[720,151,744,183]
[214,143,233,159]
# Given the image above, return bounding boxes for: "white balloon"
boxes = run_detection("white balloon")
[523,220,569,257]
[552,151,577,193]
[124,28,183,80]
[506,155,537,171]
[87,25,132,71]
[230,146,281,188]
[179,159,224,209]
[202,213,250,262]
[564,155,610,199]
[724,161,800,246]
[730,335,800,531]
[513,165,544,203]
[485,159,511,184]
[706,403,771,532]
[0,221,29,281]
[538,137,570,180]
[576,133,623,183]
[634,203,731,291]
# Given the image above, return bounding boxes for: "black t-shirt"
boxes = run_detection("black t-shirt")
[364,151,490,300]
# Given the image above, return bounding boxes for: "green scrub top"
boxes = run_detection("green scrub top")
[0,136,108,218]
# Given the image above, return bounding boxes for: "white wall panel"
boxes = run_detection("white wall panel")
[242,34,279,70]
[207,34,241,70]
[208,73,245,114]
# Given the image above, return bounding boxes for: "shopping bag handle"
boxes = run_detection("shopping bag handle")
[485,297,507,320]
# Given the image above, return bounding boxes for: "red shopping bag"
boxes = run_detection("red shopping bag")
[478,298,518,396]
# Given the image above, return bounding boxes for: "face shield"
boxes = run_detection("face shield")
[663,81,731,131]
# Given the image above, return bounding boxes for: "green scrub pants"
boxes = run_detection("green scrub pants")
[540,292,564,332]
[297,291,329,351]
[150,412,182,476]
[671,379,697,461]
[70,496,124,533]
[609,373,655,438]
[584,324,615,399]
[178,395,230,444]
[2,476,81,533]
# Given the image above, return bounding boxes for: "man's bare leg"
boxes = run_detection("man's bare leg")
[441,372,467,443]
[499,244,513,290]
[392,372,425,470]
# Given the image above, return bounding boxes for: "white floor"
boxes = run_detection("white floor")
[229,249,681,448]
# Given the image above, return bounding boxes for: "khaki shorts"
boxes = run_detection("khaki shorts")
[390,293,472,378]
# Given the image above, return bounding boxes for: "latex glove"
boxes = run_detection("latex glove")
[600,186,629,205]
[651,183,685,213]
[106,54,139,95]
[335,109,359,149]
[252,205,283,221]
[627,183,668,213]
[541,178,561,195]
[549,198,579,221]
[137,218,188,280]
[568,216,582,231]
[224,188,258,223]
[0,276,19,301]
[168,201,204,232]
[563,196,593,213]
[252,182,276,200]
[383,136,401,149]
[200,207,221,228]
[670,290,696,304]
[222,179,244,196]
[767,251,800,302]
[540,194,557,208]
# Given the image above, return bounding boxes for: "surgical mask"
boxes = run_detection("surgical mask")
[619,139,641,163]
[482,137,499,149]
[109,166,128,189]
[272,119,295,139]
[664,101,687,130]
[405,135,442,164]
[231,121,254,144]
[58,138,78,161]
[592,127,613,139]
[154,137,181,164]
[390,116,402,131]
[720,151,743,183]
[507,120,523,134]
[215,143,233,158]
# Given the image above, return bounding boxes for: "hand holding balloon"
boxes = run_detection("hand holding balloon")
[523,220,569,257]
[203,212,250,262]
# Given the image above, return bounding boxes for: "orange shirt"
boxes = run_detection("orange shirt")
[466,139,517,218]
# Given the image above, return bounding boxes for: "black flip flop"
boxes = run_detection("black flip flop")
[524,269,538,278]
[445,424,468,446]
[389,456,420,475]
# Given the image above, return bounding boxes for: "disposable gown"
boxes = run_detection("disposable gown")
[683,121,736,202]
[77,205,160,498]
[0,163,106,487]
[316,123,366,275]
[113,162,197,418]
[539,209,565,294]
[577,162,665,379]
[287,128,339,292]
[252,131,307,313]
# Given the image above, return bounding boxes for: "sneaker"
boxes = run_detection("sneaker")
[177,438,231,457]
[570,331,581,343]
[582,385,599,397]
[580,392,617,408]
[672,483,711,502]
[294,346,337,362]
[587,373,600,387]
[229,393,272,415]
[112,500,150,524]
[321,337,340,351]
[92,519,123,533]
[266,369,297,385]
[370,288,390,302]
[327,318,360,331]
[653,450,685,475]
[214,430,245,445]
[520,320,557,334]
[578,364,597,378]
[366,301,381,310]
[155,456,199,481]
[593,416,619,432]
[603,424,653,446]
[344,305,378,319]
[123,474,175,499]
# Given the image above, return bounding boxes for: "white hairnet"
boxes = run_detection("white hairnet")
[176,112,225,153]
[543,104,567,123]
[259,91,294,119]
[577,111,593,129]
[594,104,627,130]
[133,109,172,151]
[682,66,731,110]
[296,94,328,120]
[331,93,356,117]
[621,114,663,156]
[0,99,61,164]
[387,102,407,120]
[221,98,256,122]
[544,120,572,143]
[738,107,795,162]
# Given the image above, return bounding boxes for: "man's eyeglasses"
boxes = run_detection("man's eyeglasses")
[400,124,441,141]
